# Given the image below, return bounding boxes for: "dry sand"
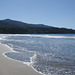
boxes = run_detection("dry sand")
[0,43,43,75]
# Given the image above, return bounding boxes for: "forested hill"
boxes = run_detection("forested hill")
[0,19,75,34]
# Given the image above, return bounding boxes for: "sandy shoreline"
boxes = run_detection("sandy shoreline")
[0,43,43,75]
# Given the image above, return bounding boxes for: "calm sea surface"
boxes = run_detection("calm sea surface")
[0,34,75,75]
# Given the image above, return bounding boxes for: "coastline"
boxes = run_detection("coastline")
[0,43,43,75]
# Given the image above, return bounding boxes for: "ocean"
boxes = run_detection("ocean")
[0,34,75,75]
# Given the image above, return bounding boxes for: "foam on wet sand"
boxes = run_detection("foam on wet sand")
[0,43,43,75]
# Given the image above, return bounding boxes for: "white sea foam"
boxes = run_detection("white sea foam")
[3,34,75,39]
[30,52,38,63]
[0,35,6,40]
[2,44,28,66]
[3,47,44,75]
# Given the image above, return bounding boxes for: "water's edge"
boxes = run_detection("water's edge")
[2,43,44,75]
[0,34,75,75]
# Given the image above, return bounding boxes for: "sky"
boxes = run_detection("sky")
[0,0,75,29]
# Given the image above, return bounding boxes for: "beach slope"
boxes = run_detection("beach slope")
[0,43,42,75]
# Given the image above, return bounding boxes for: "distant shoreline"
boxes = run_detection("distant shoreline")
[0,19,75,34]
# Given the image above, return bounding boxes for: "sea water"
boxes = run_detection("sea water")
[0,34,75,75]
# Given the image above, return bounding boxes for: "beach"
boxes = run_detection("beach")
[0,34,75,75]
[0,43,43,75]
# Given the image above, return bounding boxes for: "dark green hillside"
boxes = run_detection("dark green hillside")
[0,19,75,34]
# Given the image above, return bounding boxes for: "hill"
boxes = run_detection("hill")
[0,19,75,34]
[0,19,52,28]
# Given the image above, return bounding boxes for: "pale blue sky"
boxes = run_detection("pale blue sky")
[0,0,75,29]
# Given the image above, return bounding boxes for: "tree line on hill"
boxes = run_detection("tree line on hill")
[0,19,75,34]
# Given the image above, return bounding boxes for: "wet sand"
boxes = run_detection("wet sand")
[0,43,43,75]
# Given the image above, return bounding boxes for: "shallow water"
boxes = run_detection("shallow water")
[0,34,75,75]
